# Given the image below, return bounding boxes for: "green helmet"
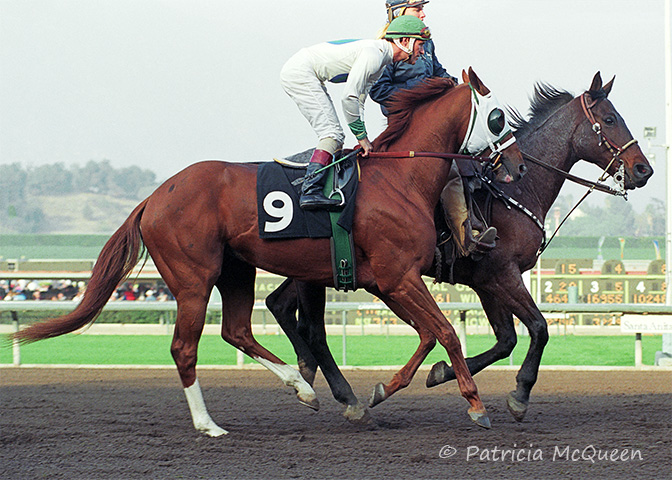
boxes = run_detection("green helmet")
[384,15,431,41]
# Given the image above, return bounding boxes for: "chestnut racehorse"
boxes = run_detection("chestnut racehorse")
[265,72,653,423]
[13,68,525,436]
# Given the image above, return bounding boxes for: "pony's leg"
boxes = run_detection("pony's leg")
[267,279,370,423]
[216,257,318,410]
[294,281,371,424]
[265,279,319,385]
[378,274,490,428]
[427,277,548,422]
[427,290,518,387]
[505,295,549,422]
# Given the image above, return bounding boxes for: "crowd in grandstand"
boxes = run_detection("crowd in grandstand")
[0,279,174,302]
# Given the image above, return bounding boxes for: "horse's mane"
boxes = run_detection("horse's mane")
[507,83,574,136]
[375,77,456,151]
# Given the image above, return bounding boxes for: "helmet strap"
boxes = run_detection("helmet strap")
[394,38,414,59]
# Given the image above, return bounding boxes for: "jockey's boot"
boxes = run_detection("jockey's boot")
[440,165,497,259]
[299,149,342,211]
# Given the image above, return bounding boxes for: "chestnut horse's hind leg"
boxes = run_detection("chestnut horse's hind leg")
[216,257,318,411]
[171,292,228,437]
[146,232,228,435]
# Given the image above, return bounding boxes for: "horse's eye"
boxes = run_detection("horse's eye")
[604,116,616,126]
[488,109,505,135]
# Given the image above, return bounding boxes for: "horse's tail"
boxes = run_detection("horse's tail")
[11,199,149,344]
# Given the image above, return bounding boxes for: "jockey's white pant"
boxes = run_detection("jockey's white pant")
[280,50,345,153]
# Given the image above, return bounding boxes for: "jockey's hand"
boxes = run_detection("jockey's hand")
[357,137,373,157]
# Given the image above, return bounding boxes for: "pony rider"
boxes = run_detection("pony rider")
[371,0,497,257]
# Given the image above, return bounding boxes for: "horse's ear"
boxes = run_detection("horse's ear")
[467,67,491,95]
[461,69,469,84]
[602,75,615,97]
[589,72,603,92]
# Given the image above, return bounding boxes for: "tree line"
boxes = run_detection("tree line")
[550,194,664,237]
[0,160,665,236]
[0,160,159,233]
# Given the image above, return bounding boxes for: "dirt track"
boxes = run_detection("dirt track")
[1,367,670,479]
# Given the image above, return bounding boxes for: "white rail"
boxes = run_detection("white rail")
[2,301,671,368]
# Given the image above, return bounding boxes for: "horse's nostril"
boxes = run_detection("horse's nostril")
[635,163,653,179]
[519,164,528,177]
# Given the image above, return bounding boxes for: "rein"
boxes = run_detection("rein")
[295,149,498,186]
[521,151,626,197]
[367,150,494,163]
[519,150,625,256]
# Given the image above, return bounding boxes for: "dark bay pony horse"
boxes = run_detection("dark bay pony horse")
[12,68,526,436]
[265,72,653,423]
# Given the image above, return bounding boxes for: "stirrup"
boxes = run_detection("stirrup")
[469,226,497,259]
[476,226,497,249]
[299,194,342,211]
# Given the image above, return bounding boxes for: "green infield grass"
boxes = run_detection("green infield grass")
[0,334,663,367]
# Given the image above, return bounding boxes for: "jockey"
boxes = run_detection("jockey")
[371,0,497,257]
[280,15,431,211]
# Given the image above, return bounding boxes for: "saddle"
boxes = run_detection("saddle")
[258,149,359,291]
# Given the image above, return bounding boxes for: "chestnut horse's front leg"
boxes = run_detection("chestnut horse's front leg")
[364,286,437,407]
[376,272,491,429]
[369,324,436,408]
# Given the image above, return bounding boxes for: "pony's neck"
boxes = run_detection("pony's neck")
[514,99,582,219]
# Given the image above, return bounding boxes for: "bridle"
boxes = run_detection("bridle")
[520,93,638,197]
[580,92,638,163]
[489,92,639,257]
[578,92,638,192]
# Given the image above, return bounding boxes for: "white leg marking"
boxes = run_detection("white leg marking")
[254,356,317,404]
[184,378,228,437]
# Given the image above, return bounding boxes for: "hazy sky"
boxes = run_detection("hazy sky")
[1,0,670,211]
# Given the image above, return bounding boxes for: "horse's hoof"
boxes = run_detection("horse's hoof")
[468,408,492,429]
[298,393,320,411]
[506,391,528,422]
[344,402,373,425]
[196,422,229,437]
[369,383,387,408]
[426,360,450,388]
[205,426,229,437]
